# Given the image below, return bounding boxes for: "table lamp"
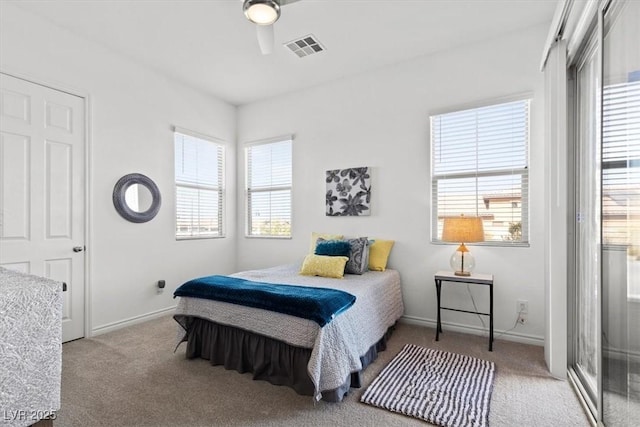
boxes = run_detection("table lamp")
[442,215,485,276]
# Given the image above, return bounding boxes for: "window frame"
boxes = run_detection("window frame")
[244,135,293,239]
[173,126,225,240]
[430,95,531,247]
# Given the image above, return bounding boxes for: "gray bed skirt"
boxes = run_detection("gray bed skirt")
[174,315,394,402]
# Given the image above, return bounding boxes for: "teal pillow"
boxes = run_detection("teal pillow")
[315,239,351,257]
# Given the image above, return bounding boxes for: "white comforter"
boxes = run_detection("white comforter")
[174,263,404,399]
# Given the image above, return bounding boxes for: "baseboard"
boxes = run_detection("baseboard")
[603,346,640,363]
[91,308,543,345]
[91,306,176,336]
[400,315,544,347]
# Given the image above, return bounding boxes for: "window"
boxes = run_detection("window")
[245,136,292,238]
[174,128,224,239]
[431,98,530,244]
[602,78,640,246]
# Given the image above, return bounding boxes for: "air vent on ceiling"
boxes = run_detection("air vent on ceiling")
[284,34,325,58]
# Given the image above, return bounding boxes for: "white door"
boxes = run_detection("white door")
[0,73,85,342]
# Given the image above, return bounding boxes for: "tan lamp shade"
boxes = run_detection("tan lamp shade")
[442,215,485,244]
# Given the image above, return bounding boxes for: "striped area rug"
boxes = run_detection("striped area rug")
[361,344,495,427]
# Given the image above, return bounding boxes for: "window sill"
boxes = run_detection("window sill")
[245,235,292,240]
[176,235,225,241]
[431,240,530,248]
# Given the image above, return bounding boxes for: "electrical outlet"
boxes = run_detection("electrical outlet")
[517,300,528,314]
[518,312,527,324]
[517,300,528,324]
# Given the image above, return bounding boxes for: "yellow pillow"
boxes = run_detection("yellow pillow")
[309,232,344,253]
[369,239,395,271]
[300,254,349,279]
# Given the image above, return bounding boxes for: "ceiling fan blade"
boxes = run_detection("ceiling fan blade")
[256,24,275,55]
[280,0,302,5]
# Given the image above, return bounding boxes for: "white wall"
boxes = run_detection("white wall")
[237,24,550,344]
[0,3,237,334]
[0,2,553,344]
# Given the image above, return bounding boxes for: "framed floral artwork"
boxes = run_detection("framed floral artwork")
[326,167,371,216]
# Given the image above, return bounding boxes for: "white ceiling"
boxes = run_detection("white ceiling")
[11,0,558,106]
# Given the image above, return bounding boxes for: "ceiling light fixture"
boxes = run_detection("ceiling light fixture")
[243,0,281,25]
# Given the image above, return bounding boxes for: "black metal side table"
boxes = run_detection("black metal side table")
[434,270,494,351]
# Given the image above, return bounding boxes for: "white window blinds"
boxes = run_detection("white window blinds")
[174,130,224,239]
[245,137,292,237]
[602,79,640,246]
[431,99,530,244]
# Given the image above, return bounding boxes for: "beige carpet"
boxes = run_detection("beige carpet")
[57,315,589,426]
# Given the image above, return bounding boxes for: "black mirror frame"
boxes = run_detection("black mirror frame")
[112,173,161,223]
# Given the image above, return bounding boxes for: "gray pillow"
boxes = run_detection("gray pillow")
[344,237,370,275]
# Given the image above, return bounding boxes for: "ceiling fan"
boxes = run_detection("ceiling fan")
[243,0,301,55]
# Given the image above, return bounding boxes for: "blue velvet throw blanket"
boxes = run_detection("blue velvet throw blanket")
[173,275,356,327]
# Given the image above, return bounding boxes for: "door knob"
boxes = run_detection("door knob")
[73,246,84,252]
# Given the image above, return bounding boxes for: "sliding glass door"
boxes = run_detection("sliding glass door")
[570,1,640,425]
[574,32,600,410]
[601,1,640,425]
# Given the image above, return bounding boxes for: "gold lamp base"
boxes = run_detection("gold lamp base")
[454,271,471,277]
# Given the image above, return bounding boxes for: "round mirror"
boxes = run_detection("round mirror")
[113,173,161,223]
[124,183,154,213]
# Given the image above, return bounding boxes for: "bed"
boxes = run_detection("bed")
[173,262,404,402]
